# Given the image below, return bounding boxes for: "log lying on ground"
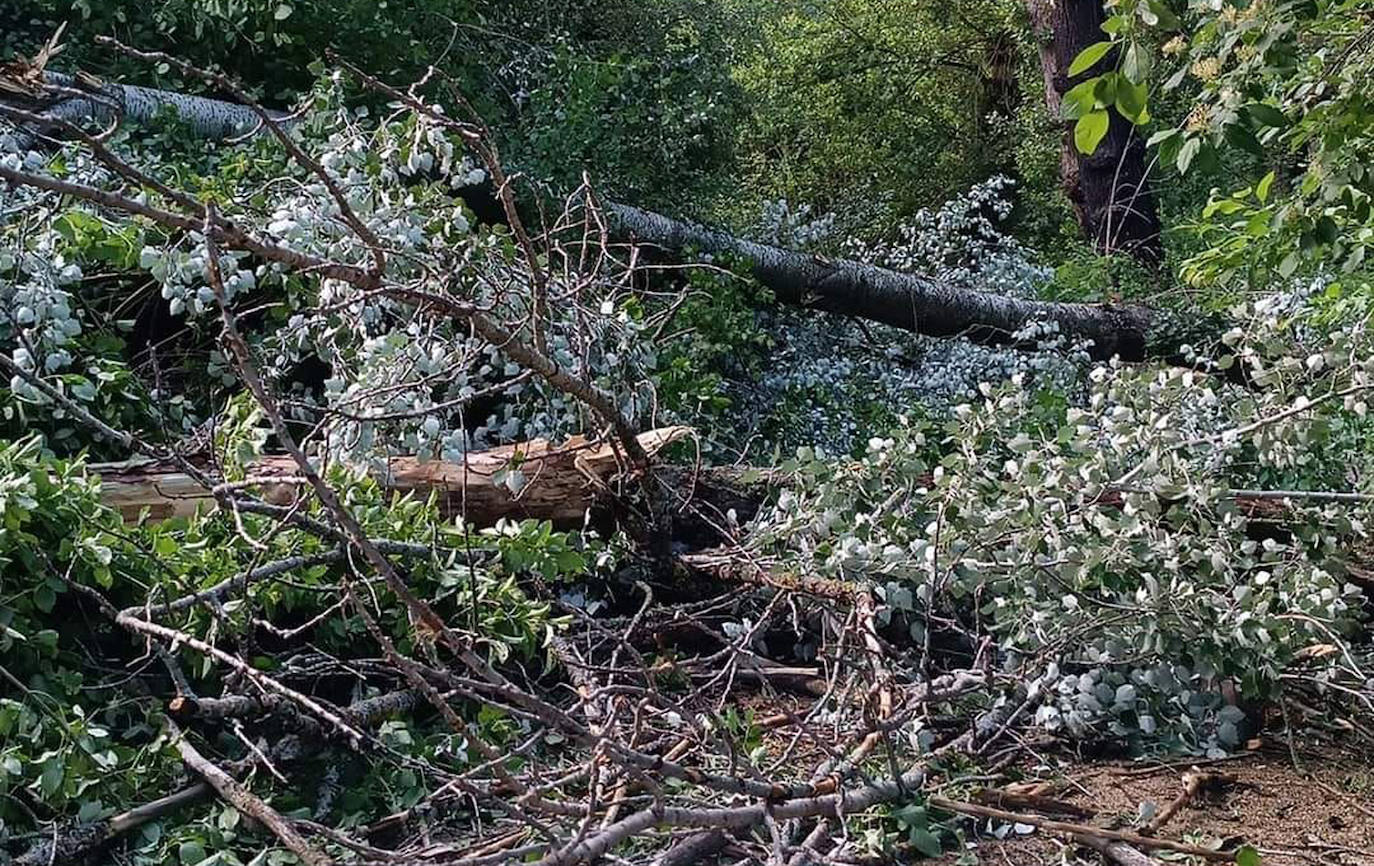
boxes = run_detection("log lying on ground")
[92,426,690,524]
[5,65,1160,362]
[608,203,1156,361]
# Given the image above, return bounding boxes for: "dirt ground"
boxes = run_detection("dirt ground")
[735,691,1374,865]
[941,738,1374,866]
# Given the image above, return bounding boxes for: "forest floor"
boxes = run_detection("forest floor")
[729,691,1374,865]
[955,746,1374,866]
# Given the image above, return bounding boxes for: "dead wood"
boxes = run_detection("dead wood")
[927,796,1239,861]
[1141,770,1235,835]
[173,725,334,866]
[972,783,1094,818]
[1080,837,1164,866]
[91,426,690,524]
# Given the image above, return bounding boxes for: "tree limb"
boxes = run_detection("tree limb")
[172,724,334,866]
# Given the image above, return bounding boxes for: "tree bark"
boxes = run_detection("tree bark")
[0,66,291,143]
[91,426,689,525]
[610,203,1154,360]
[1026,0,1163,266]
[7,66,1160,360]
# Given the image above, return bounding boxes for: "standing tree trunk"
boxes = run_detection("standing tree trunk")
[1026,0,1163,266]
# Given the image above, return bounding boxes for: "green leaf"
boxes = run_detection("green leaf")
[1256,170,1276,204]
[1115,79,1149,123]
[77,802,104,830]
[1122,42,1150,83]
[1147,0,1181,29]
[1203,198,1246,218]
[1343,243,1366,271]
[219,806,242,830]
[1146,128,1179,148]
[1075,110,1111,154]
[273,3,293,19]
[1236,845,1262,866]
[1062,79,1100,120]
[1247,103,1287,128]
[39,759,63,797]
[1069,41,1114,76]
[909,828,943,858]
[1094,72,1119,106]
[1316,215,1339,245]
[1225,124,1264,156]
[1177,137,1201,174]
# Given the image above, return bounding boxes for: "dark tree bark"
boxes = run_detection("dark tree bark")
[610,204,1154,360]
[0,70,290,144]
[6,66,1162,361]
[1026,0,1163,266]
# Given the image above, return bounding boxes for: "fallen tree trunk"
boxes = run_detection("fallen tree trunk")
[1,64,290,142]
[92,426,690,524]
[4,64,1160,362]
[608,203,1156,361]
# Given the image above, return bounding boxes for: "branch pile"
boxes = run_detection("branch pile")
[1,40,1370,866]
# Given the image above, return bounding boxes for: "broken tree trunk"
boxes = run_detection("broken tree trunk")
[608,203,1155,361]
[92,426,690,524]
[5,66,1163,362]
[0,60,290,143]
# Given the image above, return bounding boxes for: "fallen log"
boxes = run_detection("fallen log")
[92,426,691,524]
[172,724,334,866]
[608,203,1157,361]
[5,62,1167,362]
[1,53,289,144]
[926,796,1237,861]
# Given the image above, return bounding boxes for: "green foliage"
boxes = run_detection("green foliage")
[502,8,744,203]
[1045,245,1160,302]
[3,5,1373,858]
[746,296,1372,751]
[653,262,774,425]
[0,436,595,860]
[0,437,178,839]
[8,0,472,95]
[724,0,1041,234]
[889,802,947,858]
[1075,0,1374,290]
[8,0,744,209]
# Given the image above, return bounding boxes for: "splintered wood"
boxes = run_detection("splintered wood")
[91,426,691,524]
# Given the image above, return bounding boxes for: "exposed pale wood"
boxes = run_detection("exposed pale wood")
[92,426,691,524]
[1081,837,1163,866]
[926,796,1236,861]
